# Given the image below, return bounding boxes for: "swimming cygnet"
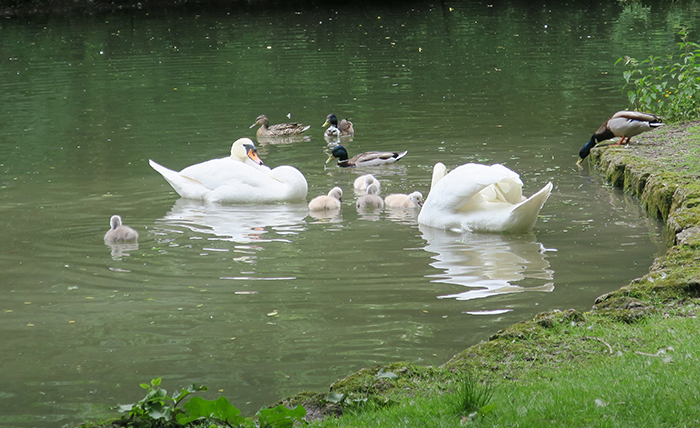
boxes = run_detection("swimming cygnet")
[104,215,139,242]
[308,187,343,211]
[353,174,381,194]
[356,183,384,209]
[384,191,423,208]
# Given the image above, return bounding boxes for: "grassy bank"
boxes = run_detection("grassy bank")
[79,121,700,427]
[291,120,700,427]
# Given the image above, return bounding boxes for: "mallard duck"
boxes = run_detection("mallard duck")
[308,186,343,211]
[326,145,407,168]
[323,114,354,137]
[104,215,139,242]
[353,174,381,194]
[356,183,384,209]
[385,191,423,208]
[577,111,663,165]
[418,163,553,233]
[250,114,311,138]
[149,138,308,204]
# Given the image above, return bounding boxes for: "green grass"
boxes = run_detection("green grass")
[307,313,700,428]
[494,317,700,427]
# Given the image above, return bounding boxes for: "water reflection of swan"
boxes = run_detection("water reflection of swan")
[155,199,308,243]
[420,225,555,302]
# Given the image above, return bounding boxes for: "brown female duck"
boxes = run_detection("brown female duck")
[250,114,311,138]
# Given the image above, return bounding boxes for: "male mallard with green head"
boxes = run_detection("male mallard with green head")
[325,145,407,168]
[577,111,663,166]
[323,113,354,138]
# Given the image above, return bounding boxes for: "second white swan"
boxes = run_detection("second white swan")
[418,163,552,233]
[149,138,308,204]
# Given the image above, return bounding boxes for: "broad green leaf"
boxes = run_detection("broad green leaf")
[257,404,306,428]
[147,402,169,420]
[326,391,344,403]
[177,396,246,425]
[376,370,398,379]
[187,383,208,393]
[112,404,133,413]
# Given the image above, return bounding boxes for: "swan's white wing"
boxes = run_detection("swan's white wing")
[203,166,306,204]
[427,163,521,211]
[418,163,551,233]
[149,159,210,199]
[179,158,272,190]
[501,182,553,233]
[268,166,308,201]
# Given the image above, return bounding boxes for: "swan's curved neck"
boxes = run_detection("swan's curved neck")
[431,163,447,189]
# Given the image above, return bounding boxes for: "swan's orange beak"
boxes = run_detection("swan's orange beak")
[246,146,263,165]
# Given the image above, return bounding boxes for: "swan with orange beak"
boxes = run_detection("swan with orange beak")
[149,138,308,203]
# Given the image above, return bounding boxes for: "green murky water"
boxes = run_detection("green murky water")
[1,1,695,426]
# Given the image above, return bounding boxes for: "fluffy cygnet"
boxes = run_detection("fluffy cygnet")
[104,215,139,242]
[384,191,423,208]
[308,187,343,211]
[353,174,381,194]
[356,183,384,209]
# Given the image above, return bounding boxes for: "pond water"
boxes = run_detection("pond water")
[1,1,697,426]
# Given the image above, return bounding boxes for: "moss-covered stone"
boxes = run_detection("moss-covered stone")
[329,362,440,395]
[676,226,700,248]
[590,294,655,323]
[272,390,342,421]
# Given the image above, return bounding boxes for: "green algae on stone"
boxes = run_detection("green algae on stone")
[329,362,442,396]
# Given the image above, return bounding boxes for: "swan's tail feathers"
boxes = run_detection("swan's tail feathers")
[149,159,208,200]
[507,182,553,233]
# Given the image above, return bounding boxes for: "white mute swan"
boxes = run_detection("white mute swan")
[418,163,552,233]
[309,187,343,211]
[385,191,423,208]
[149,138,308,204]
[104,215,139,242]
[356,183,384,209]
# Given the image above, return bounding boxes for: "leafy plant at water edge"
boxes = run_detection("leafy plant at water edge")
[114,378,307,428]
[618,29,700,122]
[177,396,250,426]
[450,373,496,421]
[113,377,208,426]
[257,404,307,428]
